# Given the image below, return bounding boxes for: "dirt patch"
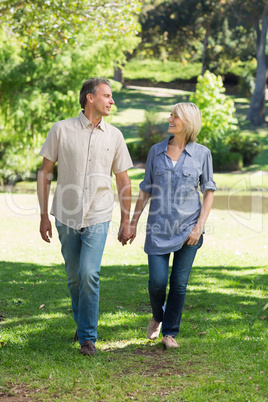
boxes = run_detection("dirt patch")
[0,383,39,401]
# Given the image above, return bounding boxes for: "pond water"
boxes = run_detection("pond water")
[212,193,268,214]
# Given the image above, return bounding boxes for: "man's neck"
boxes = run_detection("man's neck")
[83,110,101,128]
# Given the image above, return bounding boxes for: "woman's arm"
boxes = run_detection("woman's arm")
[130,189,151,243]
[185,190,214,246]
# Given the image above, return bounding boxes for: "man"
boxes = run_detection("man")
[37,77,133,356]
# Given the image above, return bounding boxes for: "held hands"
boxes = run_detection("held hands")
[117,221,137,246]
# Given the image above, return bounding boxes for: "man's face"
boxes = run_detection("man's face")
[90,84,115,117]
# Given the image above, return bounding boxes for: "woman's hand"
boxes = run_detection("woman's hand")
[129,222,137,244]
[185,225,203,246]
[185,191,214,246]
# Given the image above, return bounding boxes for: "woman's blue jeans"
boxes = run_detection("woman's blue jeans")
[55,219,109,345]
[148,235,203,337]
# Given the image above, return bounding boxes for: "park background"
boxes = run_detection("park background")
[0,1,268,401]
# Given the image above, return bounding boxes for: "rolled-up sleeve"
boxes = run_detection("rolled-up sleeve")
[139,147,155,194]
[200,149,217,193]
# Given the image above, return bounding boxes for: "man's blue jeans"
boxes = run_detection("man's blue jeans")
[55,219,109,345]
[148,235,203,337]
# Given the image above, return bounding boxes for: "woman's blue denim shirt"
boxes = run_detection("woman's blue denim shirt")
[140,137,217,255]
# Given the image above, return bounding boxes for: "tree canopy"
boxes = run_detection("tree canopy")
[0,0,141,183]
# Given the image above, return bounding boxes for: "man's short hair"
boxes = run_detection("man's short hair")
[79,77,112,109]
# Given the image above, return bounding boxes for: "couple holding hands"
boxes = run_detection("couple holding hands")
[38,77,216,356]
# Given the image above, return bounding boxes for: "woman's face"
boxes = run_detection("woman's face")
[168,113,185,135]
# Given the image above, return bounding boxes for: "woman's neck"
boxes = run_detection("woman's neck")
[169,135,186,149]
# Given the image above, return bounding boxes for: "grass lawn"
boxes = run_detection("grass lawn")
[0,193,267,401]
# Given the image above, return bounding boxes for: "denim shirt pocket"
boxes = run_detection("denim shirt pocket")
[181,168,199,201]
[153,169,165,185]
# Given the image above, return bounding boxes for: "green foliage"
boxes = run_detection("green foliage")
[0,0,142,55]
[0,0,141,183]
[227,132,263,166]
[135,110,167,161]
[190,71,246,171]
[138,0,256,71]
[190,70,238,147]
[209,142,243,172]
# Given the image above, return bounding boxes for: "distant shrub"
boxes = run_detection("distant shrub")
[228,59,256,97]
[210,140,243,171]
[190,71,246,171]
[227,133,263,166]
[129,110,167,161]
[238,72,255,97]
[190,71,238,147]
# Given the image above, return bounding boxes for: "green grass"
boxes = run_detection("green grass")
[0,193,268,400]
[123,59,202,82]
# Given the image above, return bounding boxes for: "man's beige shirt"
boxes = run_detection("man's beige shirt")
[40,111,133,229]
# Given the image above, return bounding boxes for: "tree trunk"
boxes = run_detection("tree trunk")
[113,67,124,85]
[246,0,268,126]
[201,22,210,76]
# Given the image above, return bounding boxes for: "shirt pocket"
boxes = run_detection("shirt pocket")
[181,168,199,197]
[153,169,165,187]
[101,145,113,166]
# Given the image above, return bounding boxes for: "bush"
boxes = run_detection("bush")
[227,133,263,166]
[190,71,246,171]
[130,110,167,161]
[190,71,238,147]
[211,141,243,172]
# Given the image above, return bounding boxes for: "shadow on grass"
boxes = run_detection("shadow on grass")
[1,260,267,401]
[1,261,267,343]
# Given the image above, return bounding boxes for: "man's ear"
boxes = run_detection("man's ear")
[86,93,94,104]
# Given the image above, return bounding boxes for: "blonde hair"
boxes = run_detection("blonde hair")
[170,102,201,143]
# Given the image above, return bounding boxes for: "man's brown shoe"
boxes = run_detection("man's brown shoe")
[162,335,179,349]
[80,340,97,356]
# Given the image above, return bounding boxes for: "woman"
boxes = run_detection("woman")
[130,102,216,349]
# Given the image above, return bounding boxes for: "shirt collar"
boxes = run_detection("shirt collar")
[155,137,172,155]
[184,141,195,156]
[155,136,195,156]
[78,111,105,131]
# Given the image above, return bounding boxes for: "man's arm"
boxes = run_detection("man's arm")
[37,157,55,243]
[115,170,132,246]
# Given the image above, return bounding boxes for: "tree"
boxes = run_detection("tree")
[138,0,241,73]
[246,0,268,126]
[0,0,141,54]
[0,1,142,182]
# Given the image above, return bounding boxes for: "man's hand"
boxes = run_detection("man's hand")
[118,221,133,246]
[40,215,52,243]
